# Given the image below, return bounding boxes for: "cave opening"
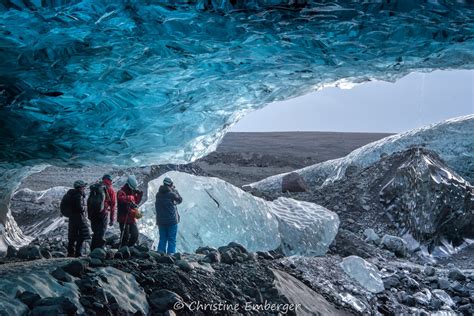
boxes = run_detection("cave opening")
[8,69,473,253]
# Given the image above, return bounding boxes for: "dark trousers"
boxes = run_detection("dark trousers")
[67,239,84,257]
[68,220,84,257]
[119,222,138,248]
[90,216,108,250]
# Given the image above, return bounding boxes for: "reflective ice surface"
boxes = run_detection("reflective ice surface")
[139,171,339,255]
[1,1,473,167]
[339,255,384,294]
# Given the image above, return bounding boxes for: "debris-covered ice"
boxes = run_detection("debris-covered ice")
[11,187,68,236]
[249,115,474,192]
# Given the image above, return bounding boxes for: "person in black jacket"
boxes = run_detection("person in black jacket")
[155,177,182,254]
[65,180,91,257]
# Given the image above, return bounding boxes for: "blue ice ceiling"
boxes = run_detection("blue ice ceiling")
[1,0,474,167]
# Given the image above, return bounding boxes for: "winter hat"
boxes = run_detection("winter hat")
[102,174,112,181]
[127,175,138,190]
[73,180,87,189]
[163,177,173,186]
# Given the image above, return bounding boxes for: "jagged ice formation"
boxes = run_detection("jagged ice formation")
[0,0,473,249]
[248,117,474,251]
[380,148,474,248]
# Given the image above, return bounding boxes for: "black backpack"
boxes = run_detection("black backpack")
[60,190,74,218]
[87,183,107,220]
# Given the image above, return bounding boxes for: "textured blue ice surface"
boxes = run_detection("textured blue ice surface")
[1,0,473,167]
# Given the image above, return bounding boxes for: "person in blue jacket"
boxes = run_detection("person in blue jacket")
[155,177,183,254]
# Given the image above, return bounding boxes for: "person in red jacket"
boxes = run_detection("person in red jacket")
[90,174,117,250]
[102,174,116,226]
[117,175,143,248]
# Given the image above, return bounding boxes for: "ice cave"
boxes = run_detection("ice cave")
[0,1,474,314]
[1,0,474,249]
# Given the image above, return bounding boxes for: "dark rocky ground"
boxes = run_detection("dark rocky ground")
[2,225,473,315]
[18,131,392,191]
[194,131,392,187]
[4,132,474,315]
[1,229,354,315]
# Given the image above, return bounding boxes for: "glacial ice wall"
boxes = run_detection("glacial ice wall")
[139,171,339,255]
[1,0,474,167]
[0,164,48,250]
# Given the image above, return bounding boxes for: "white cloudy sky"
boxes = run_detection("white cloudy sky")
[231,70,474,133]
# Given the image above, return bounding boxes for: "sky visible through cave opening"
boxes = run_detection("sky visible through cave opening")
[231,70,474,133]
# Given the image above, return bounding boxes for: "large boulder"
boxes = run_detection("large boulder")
[62,260,87,277]
[50,268,73,283]
[281,172,308,193]
[448,268,466,282]
[340,256,384,294]
[17,245,43,260]
[90,248,107,260]
[30,297,78,316]
[148,289,183,313]
[381,234,408,257]
[16,291,41,309]
[6,245,17,258]
[363,229,380,244]
[272,197,340,256]
[93,267,149,314]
